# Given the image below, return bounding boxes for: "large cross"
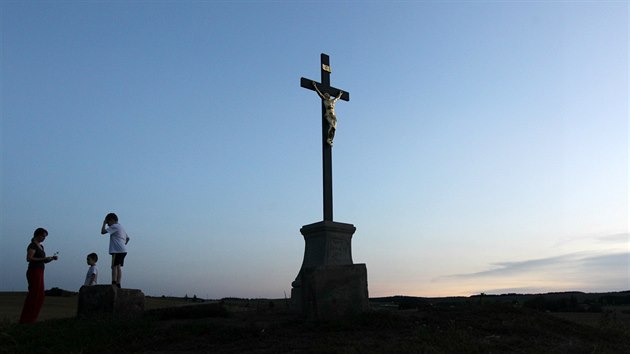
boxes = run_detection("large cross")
[300,53,350,222]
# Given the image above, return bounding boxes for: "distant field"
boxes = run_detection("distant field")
[0,292,200,323]
[551,305,630,327]
[5,290,630,329]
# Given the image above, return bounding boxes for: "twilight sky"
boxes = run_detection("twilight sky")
[1,1,627,298]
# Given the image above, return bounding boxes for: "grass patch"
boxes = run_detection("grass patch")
[144,301,229,320]
[0,316,156,353]
[1,302,629,353]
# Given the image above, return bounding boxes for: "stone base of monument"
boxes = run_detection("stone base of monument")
[77,285,145,318]
[291,221,369,319]
[292,264,369,319]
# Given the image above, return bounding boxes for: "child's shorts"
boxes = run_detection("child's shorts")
[111,253,127,267]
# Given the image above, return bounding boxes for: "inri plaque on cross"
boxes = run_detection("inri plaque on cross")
[300,53,350,222]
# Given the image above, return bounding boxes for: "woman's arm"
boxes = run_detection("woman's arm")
[26,248,36,262]
[26,248,55,263]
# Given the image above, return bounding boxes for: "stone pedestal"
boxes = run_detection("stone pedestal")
[77,285,145,318]
[298,221,356,267]
[291,221,369,318]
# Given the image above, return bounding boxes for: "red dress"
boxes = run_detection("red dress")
[19,242,46,323]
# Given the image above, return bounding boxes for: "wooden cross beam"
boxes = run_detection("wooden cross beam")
[300,53,350,222]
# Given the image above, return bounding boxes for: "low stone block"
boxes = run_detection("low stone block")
[294,264,369,319]
[77,285,145,318]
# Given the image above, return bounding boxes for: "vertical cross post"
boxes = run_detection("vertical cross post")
[300,53,350,222]
[320,54,333,221]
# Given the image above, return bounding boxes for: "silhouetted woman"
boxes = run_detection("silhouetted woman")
[19,227,58,323]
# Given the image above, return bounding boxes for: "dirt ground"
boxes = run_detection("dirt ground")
[2,295,629,353]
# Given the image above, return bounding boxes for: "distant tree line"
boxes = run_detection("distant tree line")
[523,295,591,312]
[183,294,203,302]
[45,287,77,297]
[523,293,630,313]
[371,291,630,312]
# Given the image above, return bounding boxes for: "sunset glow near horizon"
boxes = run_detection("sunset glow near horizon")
[1,1,628,299]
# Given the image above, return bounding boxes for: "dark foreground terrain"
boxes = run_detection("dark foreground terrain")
[1,298,629,353]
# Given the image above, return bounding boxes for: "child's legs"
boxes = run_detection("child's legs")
[110,253,125,285]
[111,265,121,283]
[111,255,119,284]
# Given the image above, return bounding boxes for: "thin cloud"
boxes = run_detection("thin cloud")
[596,233,629,244]
[435,251,628,281]
[581,252,628,269]
[553,232,629,248]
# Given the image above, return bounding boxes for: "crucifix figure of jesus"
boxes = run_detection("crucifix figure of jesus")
[300,53,350,221]
[312,81,343,146]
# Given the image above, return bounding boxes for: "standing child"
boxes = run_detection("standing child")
[84,253,98,286]
[100,213,129,288]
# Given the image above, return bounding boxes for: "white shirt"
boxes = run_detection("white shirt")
[84,265,98,286]
[106,223,128,254]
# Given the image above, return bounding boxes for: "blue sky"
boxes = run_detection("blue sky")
[1,1,627,298]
